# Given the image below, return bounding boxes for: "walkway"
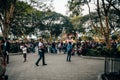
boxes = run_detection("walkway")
[6,53,104,80]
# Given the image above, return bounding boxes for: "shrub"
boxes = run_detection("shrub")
[9,43,20,53]
[86,49,100,56]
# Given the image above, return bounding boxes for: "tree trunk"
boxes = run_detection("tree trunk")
[1,0,16,39]
[3,22,9,39]
[105,16,111,49]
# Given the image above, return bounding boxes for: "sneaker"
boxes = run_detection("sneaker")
[69,60,71,62]
[43,64,47,66]
[35,63,39,66]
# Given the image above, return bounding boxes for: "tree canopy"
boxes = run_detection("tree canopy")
[67,0,120,48]
[8,1,73,40]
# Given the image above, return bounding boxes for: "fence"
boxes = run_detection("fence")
[104,57,120,73]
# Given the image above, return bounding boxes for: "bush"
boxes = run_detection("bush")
[86,49,101,56]
[86,48,113,57]
[9,43,21,53]
[0,36,3,40]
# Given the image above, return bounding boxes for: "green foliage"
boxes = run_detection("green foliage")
[14,1,33,16]
[10,1,39,38]
[87,49,100,56]
[80,36,93,41]
[41,32,50,39]
[109,9,120,29]
[70,15,85,33]
[86,47,113,57]
[9,43,20,53]
[0,36,3,40]
[87,36,93,41]
[68,0,86,16]
[111,35,118,41]
[0,0,16,13]
[9,0,74,40]
[40,12,73,37]
[67,0,91,16]
[67,0,120,43]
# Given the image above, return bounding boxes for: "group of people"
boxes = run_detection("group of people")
[1,38,120,67]
[19,38,74,66]
[35,39,73,66]
[20,39,120,66]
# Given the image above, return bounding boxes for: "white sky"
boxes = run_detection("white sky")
[20,0,96,16]
[53,0,96,16]
[53,0,68,16]
[82,3,96,15]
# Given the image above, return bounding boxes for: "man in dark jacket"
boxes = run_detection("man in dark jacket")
[4,38,10,64]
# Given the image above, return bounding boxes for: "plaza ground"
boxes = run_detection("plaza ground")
[6,53,104,80]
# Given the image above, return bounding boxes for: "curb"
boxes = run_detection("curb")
[81,56,105,60]
[97,73,104,80]
[9,52,22,55]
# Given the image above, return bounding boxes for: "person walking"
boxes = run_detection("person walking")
[35,39,47,66]
[66,42,73,62]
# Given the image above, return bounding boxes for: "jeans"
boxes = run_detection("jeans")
[36,50,45,65]
[67,50,71,61]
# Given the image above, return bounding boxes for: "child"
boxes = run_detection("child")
[21,44,27,62]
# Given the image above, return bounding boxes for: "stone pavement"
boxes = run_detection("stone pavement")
[6,53,104,80]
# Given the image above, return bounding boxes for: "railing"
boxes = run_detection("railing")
[101,57,120,80]
[104,57,120,74]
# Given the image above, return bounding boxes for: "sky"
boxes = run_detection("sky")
[20,0,96,16]
[20,0,69,16]
[52,0,96,16]
[53,0,68,16]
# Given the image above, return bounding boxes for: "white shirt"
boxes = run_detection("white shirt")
[38,42,43,49]
[22,47,27,54]
[39,42,43,47]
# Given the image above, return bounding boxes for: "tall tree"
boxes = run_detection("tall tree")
[67,0,120,49]
[0,0,16,38]
[10,1,36,39]
[70,15,85,33]
[40,11,73,37]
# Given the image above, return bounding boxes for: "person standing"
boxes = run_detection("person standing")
[35,39,47,66]
[3,38,10,64]
[21,43,27,62]
[0,40,6,80]
[66,42,73,62]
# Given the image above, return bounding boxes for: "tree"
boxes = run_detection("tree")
[10,1,37,39]
[40,11,73,38]
[67,0,120,49]
[0,0,17,38]
[108,9,120,32]
[111,35,118,41]
[70,15,85,33]
[0,0,53,39]
[67,0,84,16]
[106,0,120,13]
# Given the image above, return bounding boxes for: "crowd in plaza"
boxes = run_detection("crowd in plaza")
[4,39,120,57]
[0,37,120,80]
[8,39,119,59]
